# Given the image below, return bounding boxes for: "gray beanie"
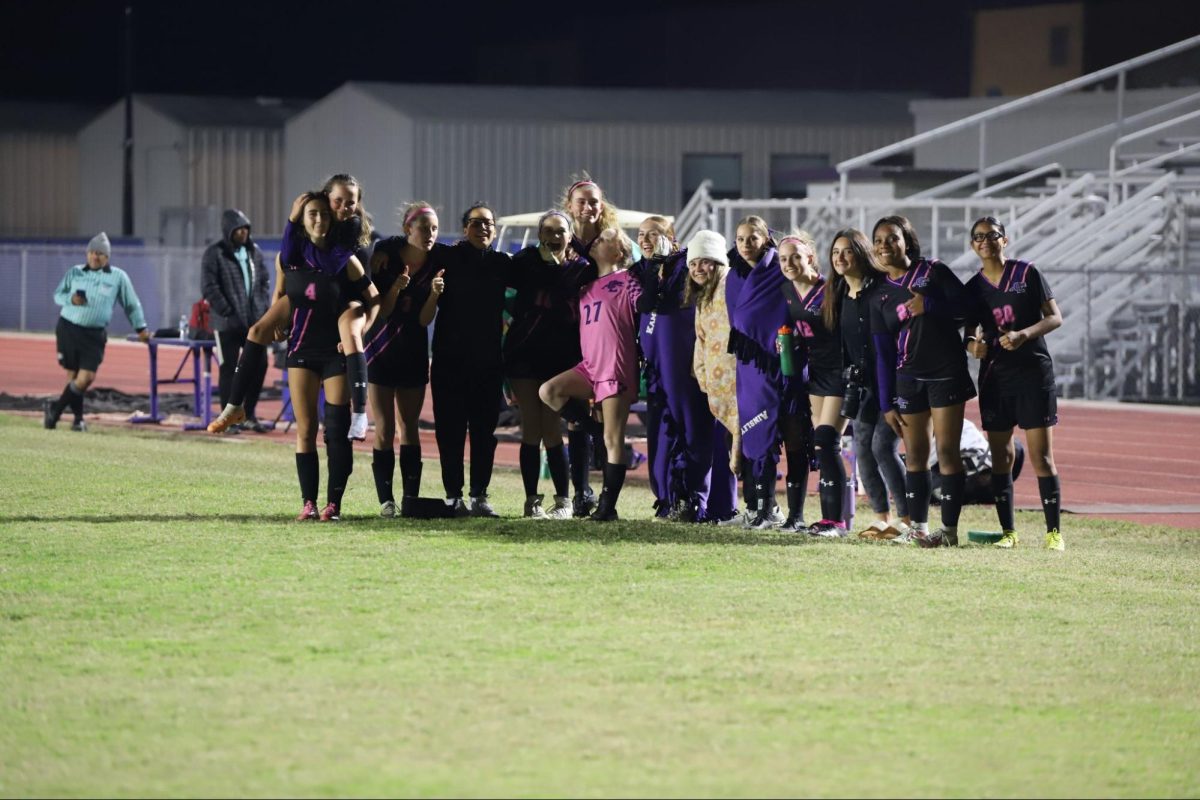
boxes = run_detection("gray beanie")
[685,230,728,266]
[87,232,111,257]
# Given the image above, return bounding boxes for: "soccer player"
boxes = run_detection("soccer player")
[828,229,913,540]
[538,228,643,521]
[45,233,151,431]
[964,216,1065,550]
[726,215,788,529]
[871,215,975,547]
[780,230,847,536]
[505,210,597,519]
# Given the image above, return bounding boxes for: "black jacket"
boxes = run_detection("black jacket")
[201,209,271,331]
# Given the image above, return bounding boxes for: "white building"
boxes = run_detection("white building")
[284,82,918,234]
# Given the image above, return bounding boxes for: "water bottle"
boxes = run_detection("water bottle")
[179,313,189,340]
[777,326,796,377]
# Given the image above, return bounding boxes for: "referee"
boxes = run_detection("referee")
[44,232,150,431]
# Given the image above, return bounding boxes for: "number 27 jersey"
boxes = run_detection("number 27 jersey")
[578,269,643,385]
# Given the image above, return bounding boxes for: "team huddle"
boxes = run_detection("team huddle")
[195,173,1064,549]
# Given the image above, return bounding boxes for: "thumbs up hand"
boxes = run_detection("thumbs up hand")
[396,264,411,292]
[431,269,446,296]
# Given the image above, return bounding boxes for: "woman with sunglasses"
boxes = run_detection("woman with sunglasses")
[870,215,974,547]
[504,210,597,519]
[427,203,513,517]
[964,216,1065,550]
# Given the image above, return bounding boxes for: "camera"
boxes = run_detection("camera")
[840,364,867,420]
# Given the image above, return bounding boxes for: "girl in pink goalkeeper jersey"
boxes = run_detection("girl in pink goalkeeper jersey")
[539,227,642,521]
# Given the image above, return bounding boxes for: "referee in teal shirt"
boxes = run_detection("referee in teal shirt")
[44,232,151,432]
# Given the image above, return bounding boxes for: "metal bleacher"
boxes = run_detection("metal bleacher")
[674,34,1200,403]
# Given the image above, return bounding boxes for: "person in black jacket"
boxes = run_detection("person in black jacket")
[201,209,272,432]
[428,203,513,517]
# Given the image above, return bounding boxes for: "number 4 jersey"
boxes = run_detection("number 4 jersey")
[576,269,643,399]
[965,259,1056,391]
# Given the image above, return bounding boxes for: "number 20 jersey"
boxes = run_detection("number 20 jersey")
[965,259,1056,391]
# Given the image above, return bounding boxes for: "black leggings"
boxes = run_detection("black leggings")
[431,365,502,498]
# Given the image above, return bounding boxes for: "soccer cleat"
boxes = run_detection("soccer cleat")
[207,404,246,434]
[245,418,271,434]
[994,531,1019,549]
[470,495,500,518]
[808,520,848,538]
[572,489,597,518]
[445,497,471,518]
[1044,529,1065,551]
[296,500,319,521]
[588,494,619,522]
[746,504,785,530]
[70,419,88,432]
[890,530,918,545]
[348,412,369,441]
[319,502,340,522]
[43,399,59,430]
[886,520,915,540]
[780,511,809,533]
[916,526,957,548]
[668,496,700,523]
[524,494,547,519]
[545,496,573,520]
[379,500,398,518]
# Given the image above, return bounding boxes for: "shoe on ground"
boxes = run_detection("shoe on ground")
[524,494,547,519]
[379,500,398,518]
[348,412,369,441]
[916,526,957,548]
[890,529,918,545]
[780,511,808,533]
[588,498,619,522]
[572,489,597,519]
[70,419,88,432]
[746,504,785,530]
[858,520,892,539]
[245,418,271,434]
[994,531,1019,549]
[1044,529,1065,551]
[668,496,699,523]
[296,500,319,521]
[808,520,848,538]
[207,404,246,434]
[886,520,915,540]
[43,399,59,430]
[545,496,573,520]
[470,495,499,518]
[714,510,748,526]
[445,497,471,518]
[319,502,340,522]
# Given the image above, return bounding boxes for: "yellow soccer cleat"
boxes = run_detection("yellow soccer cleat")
[994,531,1019,549]
[1044,529,1065,551]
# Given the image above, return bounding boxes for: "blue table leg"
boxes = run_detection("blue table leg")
[129,342,163,424]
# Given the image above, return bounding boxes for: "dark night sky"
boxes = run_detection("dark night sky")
[4,0,1199,106]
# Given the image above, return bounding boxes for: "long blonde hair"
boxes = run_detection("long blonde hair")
[323,173,372,248]
[560,172,620,239]
[683,262,726,310]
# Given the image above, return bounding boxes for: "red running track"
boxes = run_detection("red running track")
[3,331,1198,529]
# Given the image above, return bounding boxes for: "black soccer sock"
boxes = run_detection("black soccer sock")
[814,425,846,523]
[230,339,266,407]
[940,471,966,530]
[567,427,591,495]
[519,443,540,497]
[399,444,422,498]
[1038,474,1062,532]
[991,472,1015,532]
[62,381,85,421]
[906,469,932,526]
[755,460,778,513]
[323,403,353,508]
[372,448,395,504]
[558,398,592,428]
[742,464,758,513]
[785,449,809,515]
[545,444,570,498]
[347,352,368,414]
[600,462,628,508]
[296,451,320,504]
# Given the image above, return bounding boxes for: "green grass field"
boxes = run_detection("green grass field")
[1,412,1198,798]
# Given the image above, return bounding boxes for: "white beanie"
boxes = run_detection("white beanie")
[87,232,111,257]
[686,230,728,266]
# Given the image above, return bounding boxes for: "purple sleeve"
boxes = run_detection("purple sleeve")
[280,220,302,266]
[873,332,897,412]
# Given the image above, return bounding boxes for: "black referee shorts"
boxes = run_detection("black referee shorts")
[55,317,106,372]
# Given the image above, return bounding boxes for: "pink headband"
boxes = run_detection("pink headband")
[778,235,807,248]
[404,206,435,227]
[568,180,598,196]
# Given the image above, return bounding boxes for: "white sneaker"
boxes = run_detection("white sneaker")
[470,495,499,518]
[716,510,751,527]
[379,500,398,518]
[348,412,369,441]
[524,494,547,519]
[545,496,573,520]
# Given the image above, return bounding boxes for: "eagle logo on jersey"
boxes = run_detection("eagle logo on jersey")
[604,280,625,293]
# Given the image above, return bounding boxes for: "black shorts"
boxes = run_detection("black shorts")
[806,365,845,398]
[894,372,976,415]
[287,348,346,380]
[368,338,429,388]
[979,383,1058,431]
[56,317,106,372]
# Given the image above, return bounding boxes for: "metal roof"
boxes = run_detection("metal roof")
[351,81,921,126]
[0,101,104,133]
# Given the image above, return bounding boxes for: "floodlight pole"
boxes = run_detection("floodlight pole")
[122,4,134,237]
